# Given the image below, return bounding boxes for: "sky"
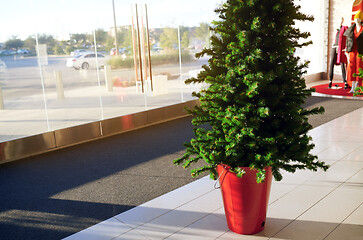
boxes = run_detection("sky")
[0,0,224,42]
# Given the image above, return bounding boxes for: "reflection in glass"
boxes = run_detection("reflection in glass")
[0,0,327,144]
[0,0,49,141]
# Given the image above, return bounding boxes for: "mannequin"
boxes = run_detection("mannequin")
[344,11,363,93]
[328,17,348,89]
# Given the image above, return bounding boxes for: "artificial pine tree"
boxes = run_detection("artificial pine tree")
[174,0,329,182]
[353,63,363,95]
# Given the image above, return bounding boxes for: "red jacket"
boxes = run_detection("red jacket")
[337,26,348,64]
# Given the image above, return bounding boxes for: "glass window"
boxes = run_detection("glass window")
[0,0,327,143]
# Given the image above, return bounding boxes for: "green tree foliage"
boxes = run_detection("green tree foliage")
[353,56,363,95]
[105,37,115,53]
[70,33,89,48]
[174,0,329,182]
[23,36,36,51]
[105,26,133,53]
[159,27,178,50]
[194,22,210,47]
[117,26,133,50]
[5,36,23,49]
[37,34,57,54]
[177,26,191,49]
[159,26,191,50]
[65,45,75,55]
[23,35,68,55]
[149,28,162,45]
[182,31,190,49]
[94,28,108,44]
[53,44,64,55]
[353,85,363,95]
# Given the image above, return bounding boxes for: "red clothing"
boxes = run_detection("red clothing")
[337,26,348,64]
[347,26,363,86]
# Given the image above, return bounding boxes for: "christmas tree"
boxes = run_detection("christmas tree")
[353,62,363,95]
[174,0,329,182]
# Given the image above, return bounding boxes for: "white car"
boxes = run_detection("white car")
[66,52,106,70]
[70,49,87,56]
[17,49,29,54]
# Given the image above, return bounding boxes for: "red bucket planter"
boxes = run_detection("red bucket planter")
[217,165,272,235]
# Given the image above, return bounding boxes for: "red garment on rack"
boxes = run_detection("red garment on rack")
[337,26,348,64]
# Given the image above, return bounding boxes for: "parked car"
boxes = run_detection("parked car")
[151,47,163,54]
[17,49,29,54]
[70,49,87,56]
[0,50,15,56]
[66,52,107,70]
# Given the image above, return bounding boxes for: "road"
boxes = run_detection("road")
[0,55,208,99]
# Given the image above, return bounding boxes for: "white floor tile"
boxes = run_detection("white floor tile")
[324,223,363,240]
[316,144,356,161]
[163,177,216,204]
[308,140,335,154]
[323,132,350,142]
[272,220,338,240]
[217,231,269,239]
[186,189,224,213]
[212,206,226,219]
[345,169,363,185]
[259,217,293,238]
[268,183,298,204]
[165,214,229,240]
[344,146,363,161]
[306,160,363,186]
[334,141,363,150]
[273,168,322,185]
[343,204,363,225]
[114,181,212,229]
[62,217,131,240]
[114,205,171,229]
[297,184,363,223]
[113,229,151,240]
[309,127,349,142]
[344,135,363,143]
[135,203,209,239]
[267,185,334,220]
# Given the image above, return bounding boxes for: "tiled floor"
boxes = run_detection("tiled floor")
[63,106,363,240]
